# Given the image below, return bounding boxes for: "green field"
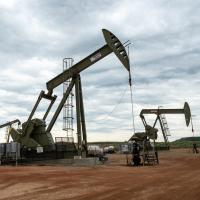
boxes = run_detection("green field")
[89,137,200,149]
[169,137,200,148]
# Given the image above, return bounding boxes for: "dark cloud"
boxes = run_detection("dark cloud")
[0,0,200,142]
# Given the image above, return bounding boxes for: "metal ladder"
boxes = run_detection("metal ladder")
[63,58,74,142]
[143,151,159,165]
[144,153,156,165]
[160,114,171,143]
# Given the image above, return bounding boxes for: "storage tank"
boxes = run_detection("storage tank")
[0,143,6,158]
[6,142,20,159]
[121,144,129,154]
[107,146,115,153]
[88,145,103,156]
[103,147,109,154]
[104,146,115,154]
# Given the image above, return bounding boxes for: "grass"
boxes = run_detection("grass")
[88,137,200,149]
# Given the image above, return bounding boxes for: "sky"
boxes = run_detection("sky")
[0,0,199,143]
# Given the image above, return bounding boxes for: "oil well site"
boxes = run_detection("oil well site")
[0,1,200,200]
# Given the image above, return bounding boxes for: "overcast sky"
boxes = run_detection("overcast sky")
[0,0,199,143]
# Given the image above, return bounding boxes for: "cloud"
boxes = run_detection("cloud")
[0,0,200,143]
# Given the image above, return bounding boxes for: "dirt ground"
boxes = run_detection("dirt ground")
[0,149,200,200]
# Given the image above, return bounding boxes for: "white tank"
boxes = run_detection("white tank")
[88,145,103,156]
[121,144,129,153]
[104,146,115,154]
[103,147,109,153]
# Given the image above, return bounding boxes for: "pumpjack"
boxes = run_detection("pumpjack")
[0,119,21,143]
[139,102,191,147]
[129,103,191,166]
[2,29,130,157]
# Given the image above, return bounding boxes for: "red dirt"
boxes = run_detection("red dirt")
[0,149,200,200]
